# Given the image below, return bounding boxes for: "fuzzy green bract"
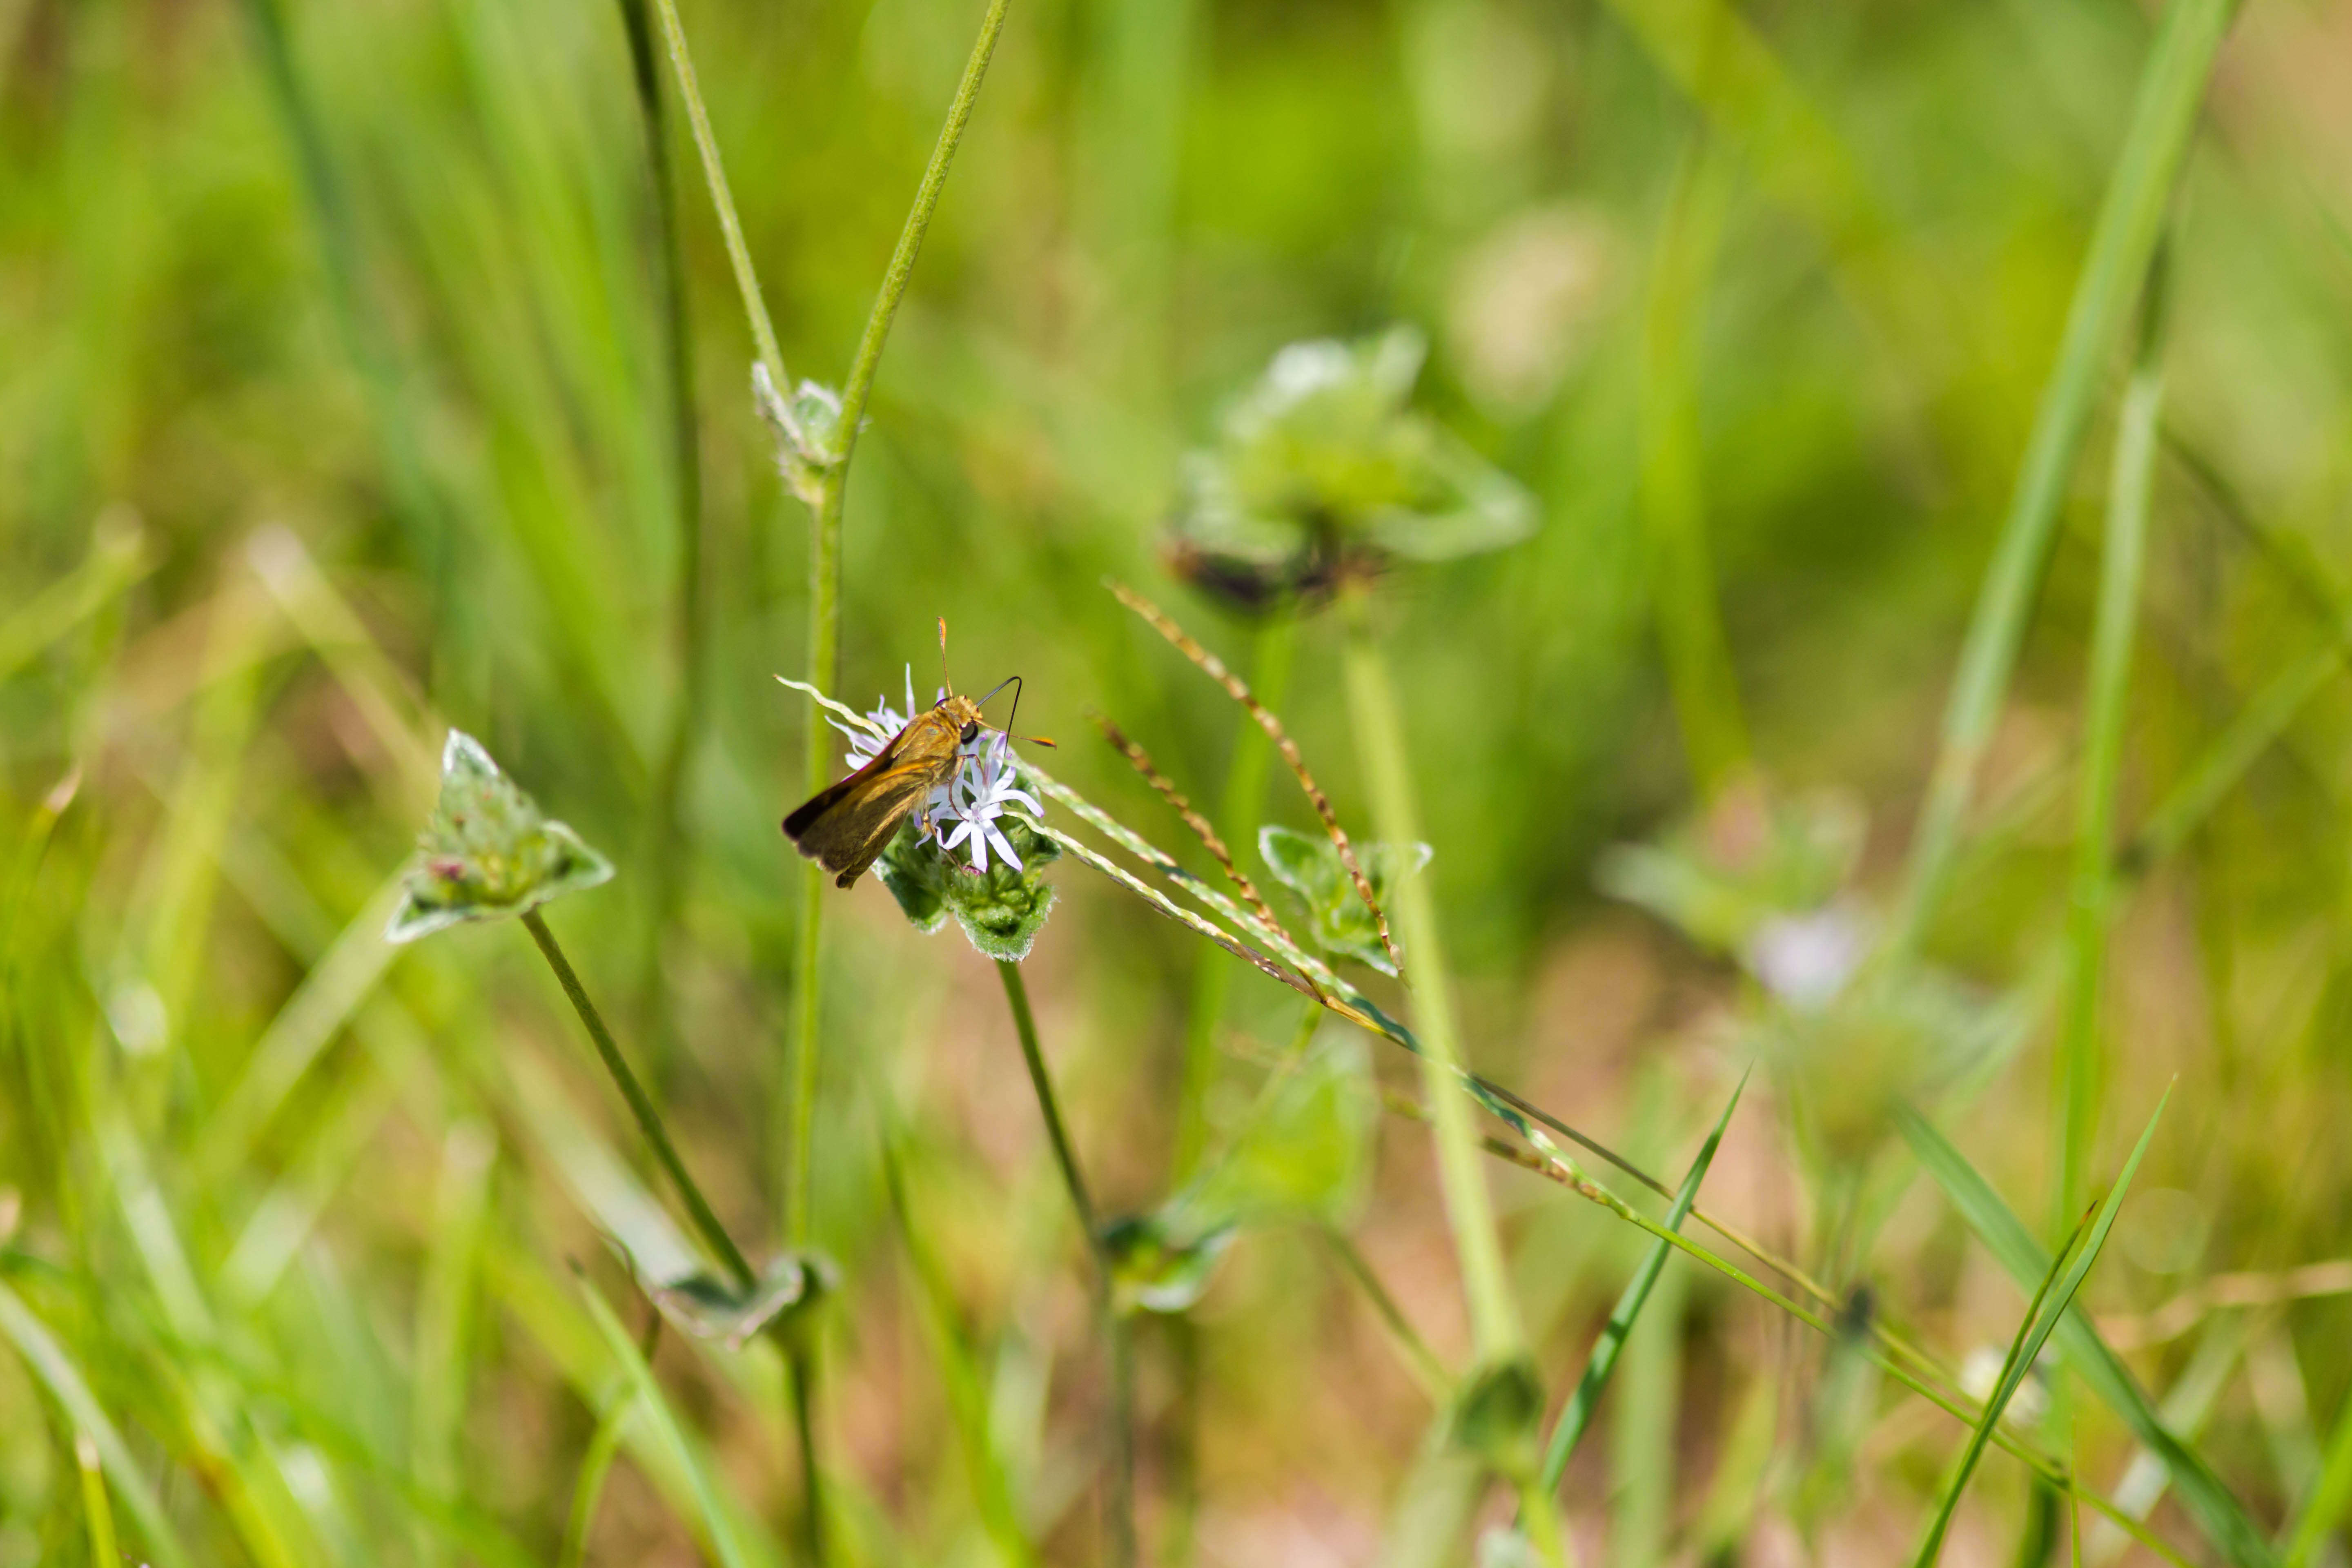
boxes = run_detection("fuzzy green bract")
[752,363,847,509]
[644,1251,838,1351]
[385,731,614,943]
[1108,1033,1375,1314]
[1259,825,1430,976]
[876,809,1062,962]
[1168,327,1536,609]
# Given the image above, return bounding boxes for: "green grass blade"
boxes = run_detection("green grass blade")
[1638,140,1751,798]
[2056,248,2170,1225]
[1912,1089,2169,1566]
[1891,0,2237,955]
[880,1125,1042,1568]
[1899,1104,2275,1566]
[76,1431,120,1568]
[2283,1386,2352,1568]
[1538,1069,1748,1492]
[560,1393,635,1568]
[0,1282,194,1568]
[1913,1205,2098,1567]
[412,1121,497,1564]
[577,1276,757,1568]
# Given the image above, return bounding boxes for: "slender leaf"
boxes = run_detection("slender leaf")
[577,1277,758,1568]
[0,1282,195,1568]
[1892,0,2237,952]
[1899,1104,2274,1566]
[1538,1069,1748,1490]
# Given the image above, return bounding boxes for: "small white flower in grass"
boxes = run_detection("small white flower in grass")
[931,732,1043,875]
[1747,903,1867,1011]
[830,664,915,769]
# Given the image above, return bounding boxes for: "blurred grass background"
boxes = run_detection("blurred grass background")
[8,0,2352,1560]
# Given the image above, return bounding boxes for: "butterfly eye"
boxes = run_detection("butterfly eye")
[960,720,980,744]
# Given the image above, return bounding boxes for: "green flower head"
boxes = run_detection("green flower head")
[1167,326,1537,613]
[386,731,614,944]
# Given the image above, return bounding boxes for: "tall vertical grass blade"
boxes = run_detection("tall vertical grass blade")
[2283,1391,2352,1568]
[1898,1105,2274,1566]
[236,0,459,648]
[2056,247,2170,1226]
[613,0,708,1058]
[1891,0,2236,955]
[880,1125,1042,1568]
[1639,140,1751,799]
[559,1394,635,1568]
[1538,1069,1747,1492]
[412,1121,497,1566]
[1911,1089,2169,1566]
[0,1283,194,1568]
[577,1277,760,1568]
[76,1431,120,1568]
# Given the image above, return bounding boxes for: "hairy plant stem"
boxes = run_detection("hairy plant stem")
[521,911,753,1290]
[996,960,1136,1568]
[645,0,785,385]
[614,0,708,1072]
[1338,595,1521,1364]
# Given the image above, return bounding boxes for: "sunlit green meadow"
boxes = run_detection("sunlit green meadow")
[7,0,2352,1562]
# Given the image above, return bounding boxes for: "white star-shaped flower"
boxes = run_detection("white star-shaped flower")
[931,732,1043,875]
[831,665,915,769]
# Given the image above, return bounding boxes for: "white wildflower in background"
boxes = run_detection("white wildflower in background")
[931,732,1042,875]
[831,665,915,769]
[1747,903,1868,1010]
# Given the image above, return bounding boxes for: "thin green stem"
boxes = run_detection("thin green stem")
[786,1342,824,1565]
[559,1388,635,1568]
[1340,597,1521,1363]
[521,910,753,1290]
[996,960,1097,1238]
[830,0,1013,465]
[1516,1471,1572,1568]
[1889,0,2236,957]
[644,0,785,386]
[1321,1226,1450,1400]
[2056,247,2169,1229]
[615,0,708,1067]
[1175,614,1296,1178]
[995,960,1134,1568]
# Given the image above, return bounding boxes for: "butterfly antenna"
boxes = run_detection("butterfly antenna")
[937,616,951,700]
[974,675,1058,748]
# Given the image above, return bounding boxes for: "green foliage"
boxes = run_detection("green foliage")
[876,810,1062,962]
[1258,825,1430,976]
[387,732,614,943]
[3,0,2330,1555]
